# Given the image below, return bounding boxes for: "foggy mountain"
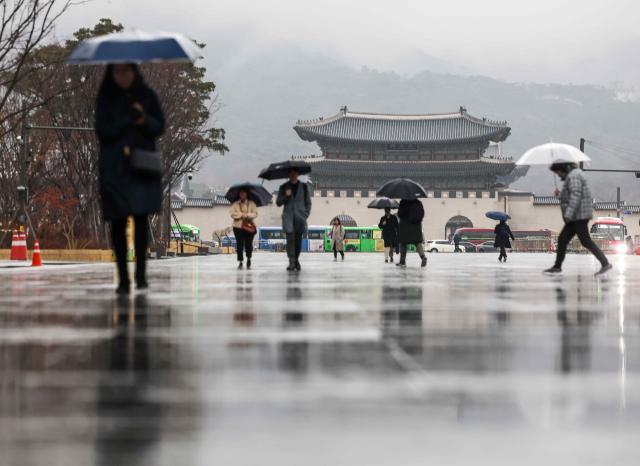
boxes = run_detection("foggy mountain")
[198,45,640,202]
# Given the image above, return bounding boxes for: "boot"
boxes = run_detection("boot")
[295,260,301,271]
[286,258,295,271]
[247,258,252,269]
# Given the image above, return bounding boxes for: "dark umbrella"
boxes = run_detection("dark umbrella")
[377,178,428,200]
[258,160,311,181]
[331,214,357,227]
[367,197,400,209]
[486,211,511,221]
[225,182,272,207]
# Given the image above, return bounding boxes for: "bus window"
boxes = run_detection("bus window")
[307,230,324,240]
[360,230,372,240]
[345,231,360,240]
[373,230,382,240]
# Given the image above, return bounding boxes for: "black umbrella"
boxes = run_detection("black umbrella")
[377,178,428,200]
[258,160,311,181]
[225,182,272,207]
[367,197,400,209]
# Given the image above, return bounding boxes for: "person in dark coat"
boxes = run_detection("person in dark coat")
[494,220,515,262]
[378,208,398,263]
[95,64,165,294]
[396,198,427,268]
[453,232,462,252]
[276,168,312,271]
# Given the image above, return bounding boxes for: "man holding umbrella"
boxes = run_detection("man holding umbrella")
[261,161,312,271]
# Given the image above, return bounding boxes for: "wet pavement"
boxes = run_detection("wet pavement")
[1,252,640,465]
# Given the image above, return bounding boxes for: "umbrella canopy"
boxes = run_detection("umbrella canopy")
[367,197,400,209]
[516,143,591,166]
[258,160,311,181]
[225,182,272,207]
[66,30,203,64]
[331,214,357,227]
[377,178,428,200]
[486,211,511,222]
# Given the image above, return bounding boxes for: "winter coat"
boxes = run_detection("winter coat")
[494,223,515,248]
[95,82,165,221]
[559,168,593,222]
[276,181,312,234]
[397,199,424,245]
[378,214,399,247]
[330,225,345,251]
[229,200,258,229]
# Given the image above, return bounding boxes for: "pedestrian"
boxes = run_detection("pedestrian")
[95,64,165,294]
[276,168,312,271]
[494,219,515,262]
[330,217,345,261]
[544,161,611,275]
[378,208,399,263]
[625,236,634,255]
[229,188,258,269]
[453,232,462,253]
[396,198,427,268]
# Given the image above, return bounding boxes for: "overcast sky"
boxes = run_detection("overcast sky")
[56,0,640,88]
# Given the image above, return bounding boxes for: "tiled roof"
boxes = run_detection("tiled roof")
[294,108,510,144]
[533,197,640,212]
[171,196,230,210]
[308,158,520,177]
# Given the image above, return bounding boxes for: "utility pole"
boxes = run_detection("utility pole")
[617,187,621,218]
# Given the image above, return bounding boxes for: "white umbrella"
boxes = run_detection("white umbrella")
[516,143,591,166]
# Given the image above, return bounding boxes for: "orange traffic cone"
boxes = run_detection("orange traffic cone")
[10,230,28,261]
[31,241,42,267]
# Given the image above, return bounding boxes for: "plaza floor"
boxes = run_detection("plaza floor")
[1,251,640,465]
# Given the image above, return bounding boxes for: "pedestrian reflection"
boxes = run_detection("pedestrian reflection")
[233,273,256,326]
[494,270,512,325]
[381,286,423,356]
[95,294,162,465]
[556,286,593,374]
[279,274,308,372]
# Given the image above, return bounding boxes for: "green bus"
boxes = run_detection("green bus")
[323,226,385,252]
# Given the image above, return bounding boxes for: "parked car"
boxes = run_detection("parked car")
[426,240,458,253]
[477,241,500,253]
[458,241,477,252]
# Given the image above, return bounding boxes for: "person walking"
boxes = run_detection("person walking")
[95,64,165,294]
[330,218,345,261]
[276,167,312,271]
[378,208,398,263]
[544,161,611,275]
[230,188,258,269]
[453,232,462,253]
[396,198,427,268]
[494,219,515,262]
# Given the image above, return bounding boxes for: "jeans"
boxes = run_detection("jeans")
[110,215,148,285]
[333,243,344,259]
[554,220,609,268]
[233,227,255,262]
[399,243,425,264]
[286,232,303,261]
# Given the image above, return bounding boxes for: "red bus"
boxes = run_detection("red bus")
[590,217,628,253]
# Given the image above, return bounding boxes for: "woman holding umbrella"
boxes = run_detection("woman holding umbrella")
[330,217,345,262]
[95,64,165,294]
[226,182,272,270]
[494,220,515,262]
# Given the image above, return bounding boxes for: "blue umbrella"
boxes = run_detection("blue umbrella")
[486,211,511,221]
[66,31,203,64]
[225,182,272,207]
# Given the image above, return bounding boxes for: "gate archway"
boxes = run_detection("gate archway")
[445,215,473,239]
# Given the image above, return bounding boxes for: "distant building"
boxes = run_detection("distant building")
[294,106,527,195]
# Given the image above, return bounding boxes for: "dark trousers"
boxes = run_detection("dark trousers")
[233,227,255,262]
[333,243,344,259]
[554,220,609,268]
[286,232,303,261]
[399,243,425,263]
[110,215,148,285]
[454,244,462,252]
[499,246,507,260]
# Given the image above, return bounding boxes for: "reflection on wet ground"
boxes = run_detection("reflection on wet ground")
[1,253,640,465]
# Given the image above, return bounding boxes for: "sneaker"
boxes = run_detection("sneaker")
[116,282,131,294]
[136,280,149,290]
[595,263,612,276]
[385,259,389,263]
[543,267,562,274]
[333,258,337,262]
[396,262,406,268]
[421,256,427,268]
[341,256,344,261]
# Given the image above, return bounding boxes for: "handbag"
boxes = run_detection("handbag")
[241,219,256,234]
[130,148,163,178]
